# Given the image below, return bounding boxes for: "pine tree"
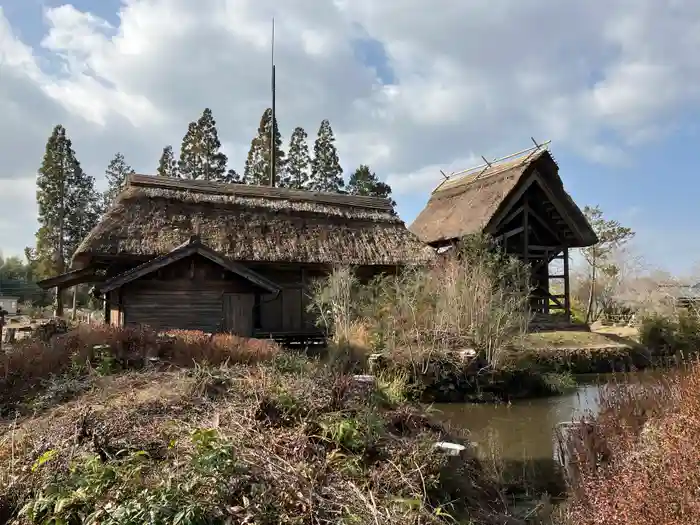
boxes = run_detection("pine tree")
[310,119,344,193]
[35,125,101,315]
[243,108,285,185]
[283,126,311,189]
[157,145,178,177]
[347,165,396,206]
[178,108,228,181]
[103,152,135,209]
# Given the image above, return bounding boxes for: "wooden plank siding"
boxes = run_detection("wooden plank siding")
[106,255,396,337]
[112,255,262,335]
[123,287,224,333]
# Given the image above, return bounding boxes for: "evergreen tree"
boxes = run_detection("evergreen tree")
[243,108,285,185]
[178,108,228,181]
[157,145,178,177]
[283,126,311,190]
[103,152,135,209]
[223,168,243,184]
[347,165,396,206]
[34,125,101,314]
[310,119,343,193]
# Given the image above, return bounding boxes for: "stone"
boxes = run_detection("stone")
[434,441,466,457]
[456,348,477,361]
[367,353,384,373]
[351,374,376,385]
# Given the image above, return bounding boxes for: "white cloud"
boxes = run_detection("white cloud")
[1,0,700,260]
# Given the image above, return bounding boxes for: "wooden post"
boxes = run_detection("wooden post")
[71,285,78,321]
[0,307,6,352]
[522,199,529,262]
[523,198,532,311]
[563,247,571,319]
[544,249,550,315]
[55,286,64,318]
[104,291,110,325]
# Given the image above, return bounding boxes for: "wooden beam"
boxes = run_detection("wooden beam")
[527,206,562,244]
[563,247,571,318]
[523,197,529,263]
[488,174,538,230]
[37,266,100,290]
[544,249,550,314]
[527,244,565,251]
[502,226,524,239]
[487,169,586,244]
[501,205,524,228]
[100,241,281,294]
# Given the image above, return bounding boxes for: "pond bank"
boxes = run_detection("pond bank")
[371,341,693,404]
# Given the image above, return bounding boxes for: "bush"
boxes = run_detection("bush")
[310,234,532,369]
[565,365,700,525]
[639,311,700,355]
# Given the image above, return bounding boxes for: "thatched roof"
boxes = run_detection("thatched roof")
[73,175,434,269]
[409,148,597,248]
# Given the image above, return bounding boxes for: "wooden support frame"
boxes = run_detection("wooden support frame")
[489,178,577,320]
[563,247,571,318]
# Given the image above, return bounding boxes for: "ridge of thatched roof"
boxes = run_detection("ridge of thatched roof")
[73,175,434,268]
[409,148,597,247]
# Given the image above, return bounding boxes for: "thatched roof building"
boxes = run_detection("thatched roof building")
[41,175,432,340]
[73,174,433,269]
[410,146,597,319]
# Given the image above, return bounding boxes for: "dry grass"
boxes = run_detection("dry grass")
[516,330,636,350]
[565,362,700,524]
[0,357,521,525]
[0,325,280,411]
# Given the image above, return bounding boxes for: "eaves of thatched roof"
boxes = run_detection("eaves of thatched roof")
[73,175,435,269]
[409,148,597,248]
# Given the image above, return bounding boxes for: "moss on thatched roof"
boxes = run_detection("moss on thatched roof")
[73,175,434,268]
[409,149,597,247]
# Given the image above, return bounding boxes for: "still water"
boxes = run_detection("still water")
[431,371,660,461]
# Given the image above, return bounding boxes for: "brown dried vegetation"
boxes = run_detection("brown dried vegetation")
[0,326,521,525]
[566,362,700,525]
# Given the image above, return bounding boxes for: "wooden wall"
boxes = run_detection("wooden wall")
[253,265,326,333]
[106,255,398,337]
[115,255,258,335]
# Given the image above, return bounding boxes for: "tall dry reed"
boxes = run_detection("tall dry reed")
[310,234,532,368]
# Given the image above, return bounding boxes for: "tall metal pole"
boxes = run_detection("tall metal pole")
[269,18,276,187]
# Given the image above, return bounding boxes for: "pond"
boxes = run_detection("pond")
[431,370,664,463]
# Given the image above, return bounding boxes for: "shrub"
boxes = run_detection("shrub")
[565,365,700,525]
[310,234,531,369]
[639,311,700,355]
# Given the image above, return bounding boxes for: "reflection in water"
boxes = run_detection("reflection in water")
[431,371,659,462]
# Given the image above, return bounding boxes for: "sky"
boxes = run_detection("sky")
[1,0,699,275]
